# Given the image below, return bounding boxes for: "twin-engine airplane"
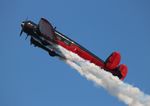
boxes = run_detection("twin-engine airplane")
[20,18,128,80]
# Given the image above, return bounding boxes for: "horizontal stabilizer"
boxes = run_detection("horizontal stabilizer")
[105,52,121,70]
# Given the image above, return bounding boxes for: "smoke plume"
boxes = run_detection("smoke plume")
[55,45,150,106]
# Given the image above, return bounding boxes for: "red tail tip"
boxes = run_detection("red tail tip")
[119,64,128,80]
[105,51,121,70]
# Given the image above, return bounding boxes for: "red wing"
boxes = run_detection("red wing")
[39,18,55,39]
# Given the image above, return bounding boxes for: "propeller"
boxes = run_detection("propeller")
[20,17,28,36]
[25,34,29,40]
[20,29,23,36]
[20,21,25,36]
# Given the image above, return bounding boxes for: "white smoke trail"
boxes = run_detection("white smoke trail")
[55,45,150,106]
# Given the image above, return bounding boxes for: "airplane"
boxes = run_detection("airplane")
[20,18,128,80]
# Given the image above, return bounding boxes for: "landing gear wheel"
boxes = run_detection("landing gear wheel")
[49,51,57,57]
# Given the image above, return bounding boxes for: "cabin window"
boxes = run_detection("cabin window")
[64,39,71,45]
[57,35,71,45]
[57,36,62,40]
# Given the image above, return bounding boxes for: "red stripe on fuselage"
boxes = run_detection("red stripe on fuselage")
[54,31,105,69]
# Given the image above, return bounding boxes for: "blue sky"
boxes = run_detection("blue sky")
[0,0,150,106]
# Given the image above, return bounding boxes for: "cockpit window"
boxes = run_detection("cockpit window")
[57,35,71,45]
[57,36,62,40]
[64,39,71,45]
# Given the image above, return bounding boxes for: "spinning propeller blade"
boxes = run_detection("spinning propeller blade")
[20,29,23,36]
[20,17,28,36]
